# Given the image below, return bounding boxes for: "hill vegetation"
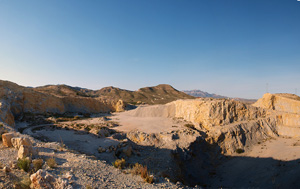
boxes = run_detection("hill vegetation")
[36,84,194,105]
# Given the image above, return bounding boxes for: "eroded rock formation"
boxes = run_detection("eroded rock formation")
[0,80,125,126]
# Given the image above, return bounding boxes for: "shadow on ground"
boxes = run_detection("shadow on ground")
[23,124,300,188]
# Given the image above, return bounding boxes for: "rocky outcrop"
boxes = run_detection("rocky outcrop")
[253,93,300,114]
[253,93,300,137]
[11,137,32,149]
[207,118,278,154]
[0,80,126,126]
[0,100,15,126]
[126,98,279,154]
[2,133,15,147]
[30,169,73,189]
[127,98,267,130]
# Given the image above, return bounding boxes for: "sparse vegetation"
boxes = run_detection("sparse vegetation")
[131,163,143,175]
[236,148,244,154]
[32,159,43,172]
[15,176,31,189]
[131,163,154,184]
[113,158,126,169]
[17,158,31,172]
[184,123,196,130]
[46,157,57,168]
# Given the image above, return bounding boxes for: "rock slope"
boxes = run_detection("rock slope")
[0,80,125,126]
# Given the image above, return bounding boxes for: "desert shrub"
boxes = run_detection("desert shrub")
[236,148,244,154]
[17,158,31,172]
[131,163,154,184]
[32,159,43,172]
[145,175,154,184]
[140,165,154,184]
[73,115,80,120]
[131,163,143,175]
[140,166,148,179]
[46,157,57,168]
[184,123,196,130]
[112,158,126,169]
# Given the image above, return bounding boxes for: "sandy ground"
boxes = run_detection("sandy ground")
[111,114,184,133]
[210,136,300,188]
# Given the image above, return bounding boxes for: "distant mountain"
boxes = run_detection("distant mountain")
[183,90,257,104]
[182,90,226,98]
[35,84,195,105]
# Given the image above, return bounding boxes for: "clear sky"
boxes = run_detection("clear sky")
[0,0,299,99]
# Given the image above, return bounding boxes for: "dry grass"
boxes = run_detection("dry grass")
[131,163,143,175]
[131,163,154,184]
[32,159,43,172]
[46,157,57,168]
[113,158,126,169]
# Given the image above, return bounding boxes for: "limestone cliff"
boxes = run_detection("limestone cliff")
[0,80,125,126]
[253,93,300,114]
[125,98,278,154]
[253,93,300,137]
[127,98,267,130]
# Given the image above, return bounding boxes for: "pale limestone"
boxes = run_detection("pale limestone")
[11,137,32,149]
[2,133,14,147]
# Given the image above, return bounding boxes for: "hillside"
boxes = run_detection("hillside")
[37,84,195,105]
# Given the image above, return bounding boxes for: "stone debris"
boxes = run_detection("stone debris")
[30,169,73,189]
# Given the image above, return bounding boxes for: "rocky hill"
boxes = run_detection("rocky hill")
[37,84,194,105]
[0,80,194,126]
[0,80,125,126]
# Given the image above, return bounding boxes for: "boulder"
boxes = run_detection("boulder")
[30,169,73,189]
[11,137,32,149]
[18,145,36,159]
[2,133,15,147]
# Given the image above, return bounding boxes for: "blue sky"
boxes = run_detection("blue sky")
[0,0,299,99]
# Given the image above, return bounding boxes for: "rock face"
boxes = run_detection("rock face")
[18,145,35,159]
[11,137,32,149]
[30,169,72,189]
[253,93,300,137]
[0,100,15,127]
[0,80,126,126]
[125,98,278,154]
[128,98,267,130]
[2,133,15,147]
[253,93,300,114]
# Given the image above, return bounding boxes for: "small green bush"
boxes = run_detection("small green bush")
[113,158,126,169]
[17,158,31,172]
